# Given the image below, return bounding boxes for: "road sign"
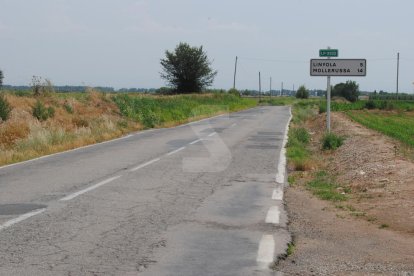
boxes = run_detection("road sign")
[310,59,366,76]
[319,49,338,57]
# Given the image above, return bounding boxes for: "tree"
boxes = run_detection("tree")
[0,70,3,89]
[332,80,359,102]
[160,42,217,93]
[295,85,309,99]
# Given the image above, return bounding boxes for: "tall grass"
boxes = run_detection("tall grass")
[112,93,257,128]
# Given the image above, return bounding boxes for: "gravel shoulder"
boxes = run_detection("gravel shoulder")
[277,111,414,275]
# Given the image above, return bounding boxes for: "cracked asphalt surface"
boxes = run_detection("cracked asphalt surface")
[0,106,291,275]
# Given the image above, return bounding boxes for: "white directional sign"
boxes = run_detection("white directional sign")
[310,59,366,76]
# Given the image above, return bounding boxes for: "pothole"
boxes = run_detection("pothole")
[0,204,47,215]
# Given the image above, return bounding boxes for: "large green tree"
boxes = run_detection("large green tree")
[332,80,359,102]
[160,42,217,93]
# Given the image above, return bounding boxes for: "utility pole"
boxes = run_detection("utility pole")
[259,72,261,101]
[233,56,238,90]
[270,77,272,97]
[396,52,400,100]
[327,46,332,133]
[281,82,283,96]
[293,84,295,95]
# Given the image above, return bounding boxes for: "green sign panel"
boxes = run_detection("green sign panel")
[319,49,338,57]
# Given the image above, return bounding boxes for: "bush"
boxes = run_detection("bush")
[365,100,376,109]
[227,88,240,97]
[32,100,55,121]
[322,132,344,150]
[0,94,12,121]
[295,85,309,99]
[319,103,327,113]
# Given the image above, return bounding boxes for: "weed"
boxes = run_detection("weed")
[32,100,55,121]
[307,171,347,201]
[63,102,74,114]
[290,127,310,145]
[0,94,12,121]
[288,175,296,185]
[322,132,344,150]
[379,224,389,229]
[350,211,366,217]
[286,242,295,256]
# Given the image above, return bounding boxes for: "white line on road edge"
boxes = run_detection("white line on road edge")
[60,176,121,201]
[276,107,293,184]
[257,234,275,269]
[0,208,46,231]
[265,206,280,224]
[272,187,284,201]
[130,158,161,172]
[207,132,217,137]
[166,147,186,156]
[189,139,202,145]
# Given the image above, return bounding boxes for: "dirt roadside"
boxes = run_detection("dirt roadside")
[277,112,414,275]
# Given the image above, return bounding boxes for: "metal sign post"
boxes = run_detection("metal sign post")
[311,49,366,132]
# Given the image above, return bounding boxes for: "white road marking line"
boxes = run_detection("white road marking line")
[265,206,280,224]
[0,208,46,231]
[272,188,284,200]
[276,107,293,184]
[257,234,275,268]
[130,158,161,172]
[166,147,186,156]
[207,132,217,137]
[189,139,202,145]
[60,176,121,201]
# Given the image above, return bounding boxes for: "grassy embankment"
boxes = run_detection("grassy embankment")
[287,98,414,209]
[286,100,348,202]
[0,91,256,166]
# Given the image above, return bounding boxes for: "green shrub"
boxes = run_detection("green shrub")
[295,85,309,99]
[227,88,240,97]
[63,102,74,114]
[322,132,344,150]
[364,100,376,109]
[32,100,55,121]
[0,94,12,121]
[319,103,327,114]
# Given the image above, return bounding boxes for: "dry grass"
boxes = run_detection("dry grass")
[0,91,142,166]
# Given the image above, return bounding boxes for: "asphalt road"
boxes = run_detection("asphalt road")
[0,106,291,276]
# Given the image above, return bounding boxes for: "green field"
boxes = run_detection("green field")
[346,110,414,147]
[319,100,414,113]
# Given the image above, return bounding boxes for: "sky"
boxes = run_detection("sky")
[0,0,413,92]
